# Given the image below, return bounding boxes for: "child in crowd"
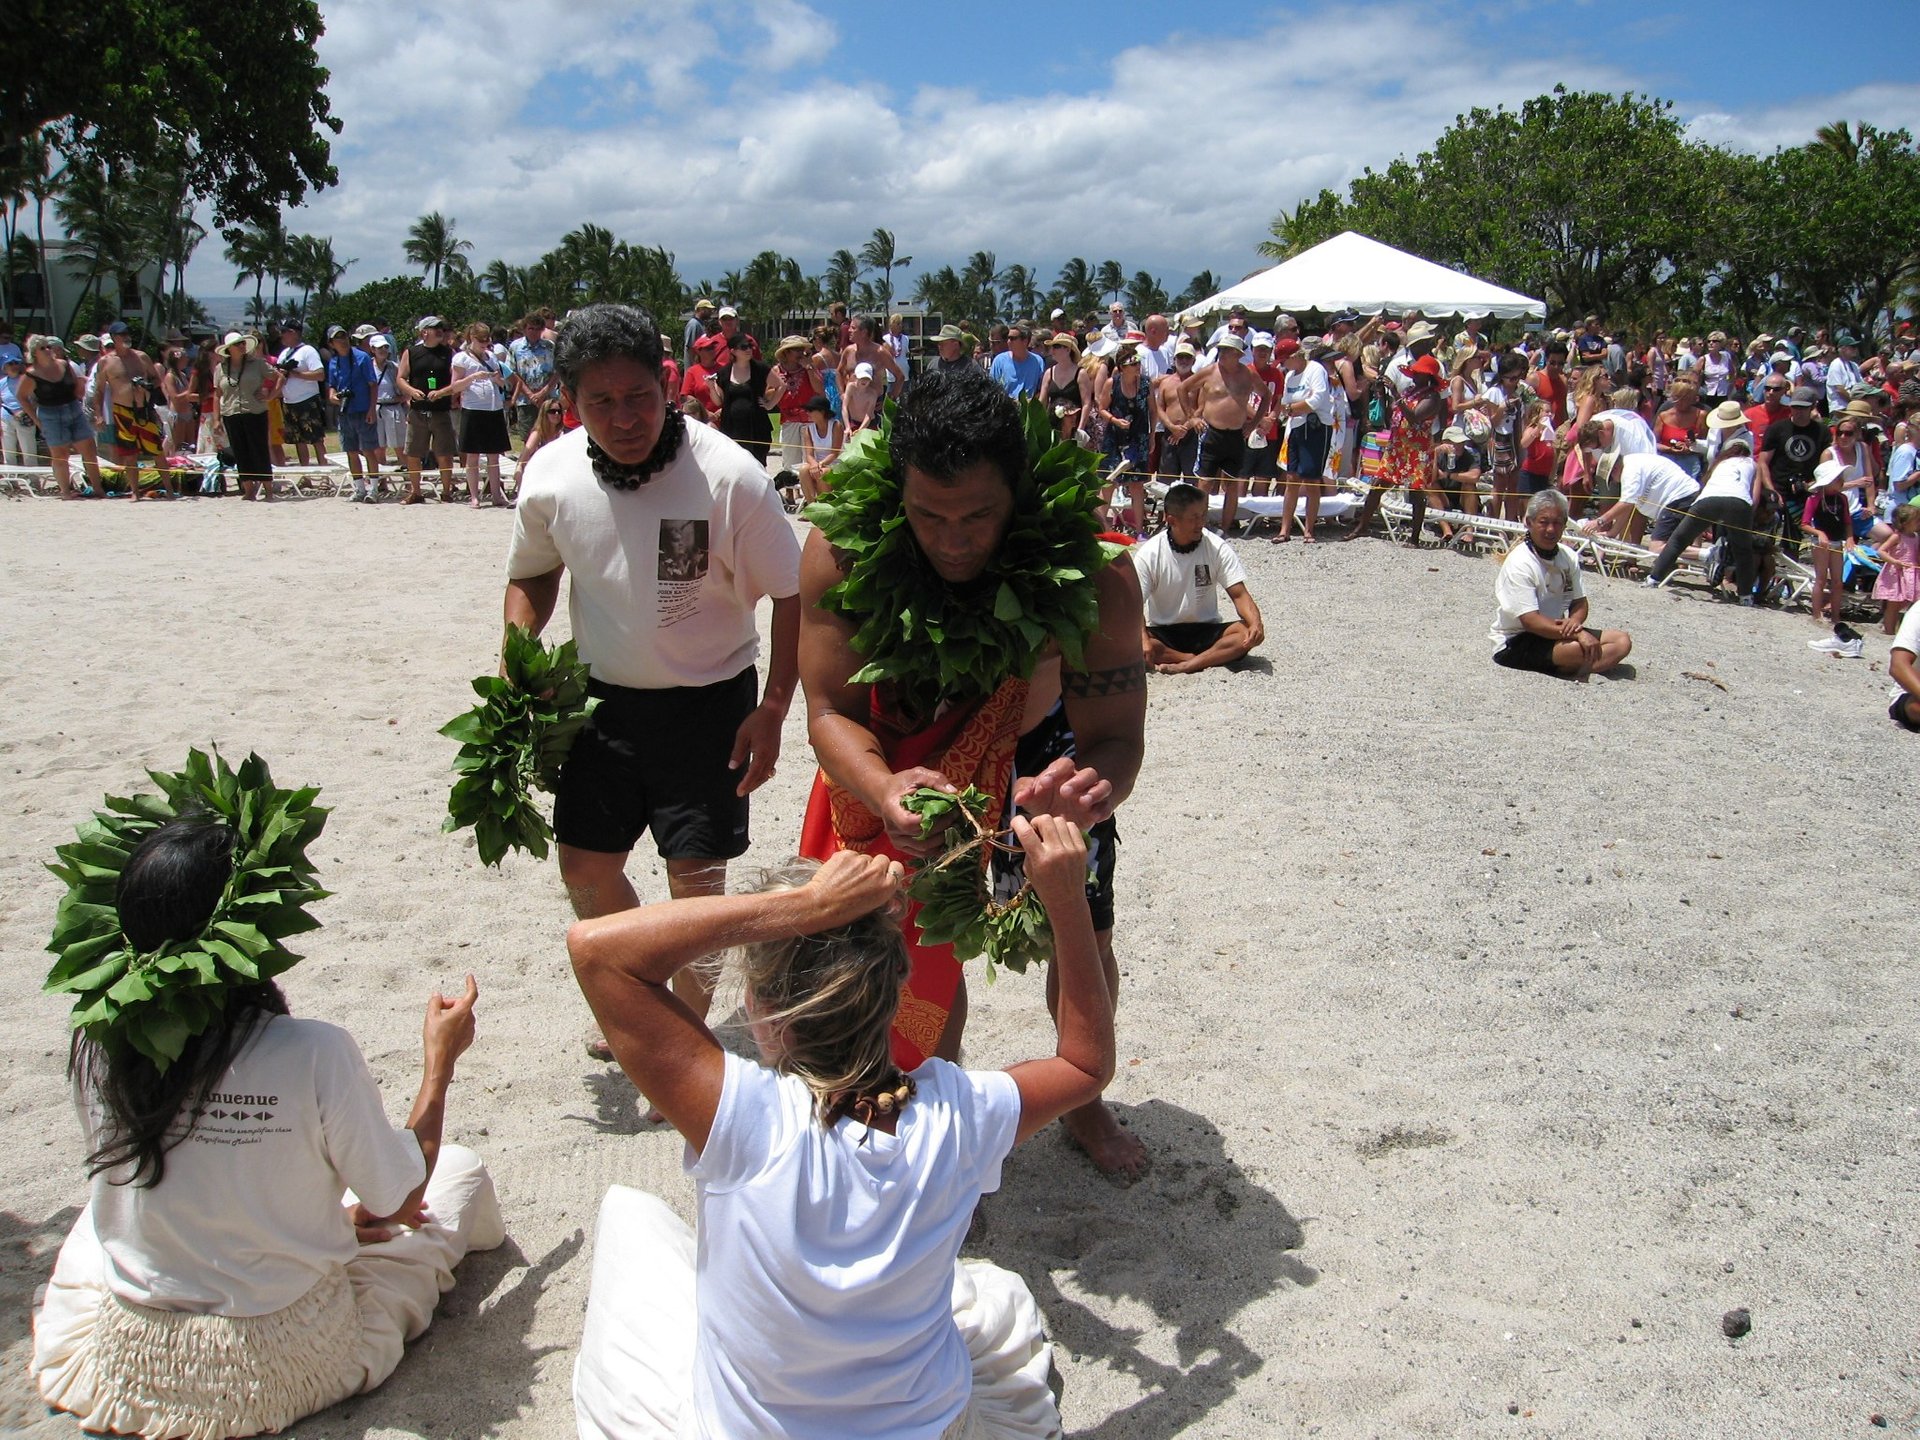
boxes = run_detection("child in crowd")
[1803,458,1854,627]
[568,816,1109,1439]
[1872,502,1920,633]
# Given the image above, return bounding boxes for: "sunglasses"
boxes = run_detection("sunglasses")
[1836,427,1858,436]
[544,407,563,417]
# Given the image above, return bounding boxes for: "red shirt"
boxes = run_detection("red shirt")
[1745,401,1787,434]
[1250,361,1284,437]
[680,363,717,416]
[1532,366,1567,424]
[771,363,818,423]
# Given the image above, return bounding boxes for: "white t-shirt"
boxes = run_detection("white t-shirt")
[277,343,323,404]
[82,1015,425,1317]
[1132,528,1248,627]
[506,422,802,689]
[1616,452,1700,520]
[1894,600,1920,657]
[452,349,506,411]
[1137,339,1174,382]
[1491,541,1586,641]
[1825,356,1863,411]
[1595,408,1658,455]
[1699,455,1758,505]
[685,1053,1021,1440]
[1283,359,1335,426]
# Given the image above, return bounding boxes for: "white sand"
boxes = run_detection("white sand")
[3,493,1916,1437]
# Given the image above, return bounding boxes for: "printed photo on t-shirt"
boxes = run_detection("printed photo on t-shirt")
[1193,563,1212,590]
[658,519,710,582]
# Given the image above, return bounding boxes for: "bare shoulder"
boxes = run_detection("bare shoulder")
[1095,546,1142,608]
[799,526,852,603]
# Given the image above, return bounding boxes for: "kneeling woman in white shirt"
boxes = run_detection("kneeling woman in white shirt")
[569,814,1111,1440]
[34,809,503,1440]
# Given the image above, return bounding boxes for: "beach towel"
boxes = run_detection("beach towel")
[799,676,1029,1068]
[573,1185,1061,1440]
[112,400,162,458]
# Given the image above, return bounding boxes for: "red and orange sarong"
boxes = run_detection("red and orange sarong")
[799,676,1029,1068]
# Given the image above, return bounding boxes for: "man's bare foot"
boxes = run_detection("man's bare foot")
[1062,1102,1149,1186]
[584,1024,614,1062]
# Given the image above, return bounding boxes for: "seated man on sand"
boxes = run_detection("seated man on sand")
[1491,488,1632,682]
[1135,482,1265,673]
[1889,596,1920,732]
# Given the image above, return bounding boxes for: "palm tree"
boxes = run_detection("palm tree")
[1810,120,1862,162]
[1125,271,1169,319]
[1173,270,1220,310]
[996,262,1040,320]
[858,228,912,313]
[481,259,521,307]
[824,248,864,305]
[404,211,472,290]
[1258,201,1317,262]
[225,225,269,317]
[55,162,144,334]
[284,233,353,315]
[1055,258,1097,316]
[1094,259,1125,306]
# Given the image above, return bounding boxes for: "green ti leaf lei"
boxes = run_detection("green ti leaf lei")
[802,399,1123,724]
[901,786,1053,977]
[441,625,599,867]
[44,748,330,1072]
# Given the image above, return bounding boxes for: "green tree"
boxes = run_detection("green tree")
[1173,270,1221,311]
[823,248,865,305]
[995,262,1039,321]
[1094,259,1125,306]
[404,212,473,290]
[1270,88,1706,323]
[8,1,340,230]
[858,228,912,313]
[54,161,144,334]
[1125,271,1169,318]
[1054,258,1098,316]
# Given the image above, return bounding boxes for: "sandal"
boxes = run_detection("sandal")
[401,493,424,505]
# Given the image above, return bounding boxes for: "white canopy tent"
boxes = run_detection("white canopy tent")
[1182,231,1546,324]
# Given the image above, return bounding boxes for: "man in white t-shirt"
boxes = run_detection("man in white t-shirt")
[1491,489,1632,681]
[1889,601,1920,731]
[1135,484,1264,672]
[1588,450,1700,547]
[1826,331,1865,413]
[274,318,328,466]
[504,303,802,1048]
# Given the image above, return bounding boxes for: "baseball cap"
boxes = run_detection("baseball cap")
[325,324,347,340]
[0,342,22,365]
[278,317,302,331]
[694,298,715,312]
[1213,333,1246,353]
[369,335,392,350]
[417,315,446,331]
[75,334,102,353]
[1441,425,1470,444]
[1273,337,1301,359]
[106,320,130,336]
[1788,386,1818,407]
[1173,341,1196,359]
[717,306,738,319]
[352,324,377,340]
[853,361,874,380]
[1250,332,1274,350]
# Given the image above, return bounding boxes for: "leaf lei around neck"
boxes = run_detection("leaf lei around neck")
[802,399,1122,723]
[44,748,330,1071]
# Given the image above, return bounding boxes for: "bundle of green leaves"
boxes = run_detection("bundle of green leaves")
[441,625,598,866]
[804,400,1123,724]
[44,748,330,1071]
[901,786,1053,976]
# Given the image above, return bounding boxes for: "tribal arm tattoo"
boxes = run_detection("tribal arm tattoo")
[1062,659,1147,699]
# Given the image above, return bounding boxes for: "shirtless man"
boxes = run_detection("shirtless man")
[838,315,906,402]
[799,368,1150,1181]
[1152,342,1202,480]
[97,323,172,500]
[1178,332,1262,532]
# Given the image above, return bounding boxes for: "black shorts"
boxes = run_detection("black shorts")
[459,407,510,455]
[552,667,757,858]
[1196,426,1248,481]
[283,395,327,444]
[1493,629,1597,675]
[1518,469,1555,495]
[1166,430,1200,479]
[1149,621,1227,655]
[1891,694,1920,733]
[991,703,1119,931]
[1285,415,1330,480]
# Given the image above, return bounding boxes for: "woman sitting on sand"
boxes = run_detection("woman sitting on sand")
[569,814,1109,1439]
[34,757,503,1440]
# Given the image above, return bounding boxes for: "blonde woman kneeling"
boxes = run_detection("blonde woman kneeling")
[570,814,1110,1439]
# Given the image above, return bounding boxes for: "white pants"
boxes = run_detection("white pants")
[3,409,38,467]
[573,1185,1061,1440]
[33,1144,504,1440]
[778,420,809,473]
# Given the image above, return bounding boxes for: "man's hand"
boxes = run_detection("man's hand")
[729,702,785,796]
[803,850,905,928]
[1014,755,1115,829]
[422,974,478,1077]
[878,767,958,856]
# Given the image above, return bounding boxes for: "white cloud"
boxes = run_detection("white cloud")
[186,1,1920,306]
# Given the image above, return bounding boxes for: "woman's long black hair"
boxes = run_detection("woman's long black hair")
[69,814,287,1189]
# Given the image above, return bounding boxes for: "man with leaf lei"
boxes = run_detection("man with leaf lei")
[502,304,801,1053]
[798,368,1150,1181]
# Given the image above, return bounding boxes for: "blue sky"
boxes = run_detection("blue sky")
[189,0,1920,302]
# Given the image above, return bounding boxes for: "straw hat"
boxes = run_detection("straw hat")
[774,334,808,357]
[1048,332,1080,357]
[1843,399,1879,421]
[1705,401,1748,430]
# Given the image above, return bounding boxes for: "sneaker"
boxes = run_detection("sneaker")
[1809,636,1850,653]
[1738,596,1757,607]
[1641,574,1666,589]
[1838,638,1863,658]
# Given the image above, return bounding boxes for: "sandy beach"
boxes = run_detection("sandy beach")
[3,491,1916,1438]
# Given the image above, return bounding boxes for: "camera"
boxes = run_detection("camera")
[275,356,300,374]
